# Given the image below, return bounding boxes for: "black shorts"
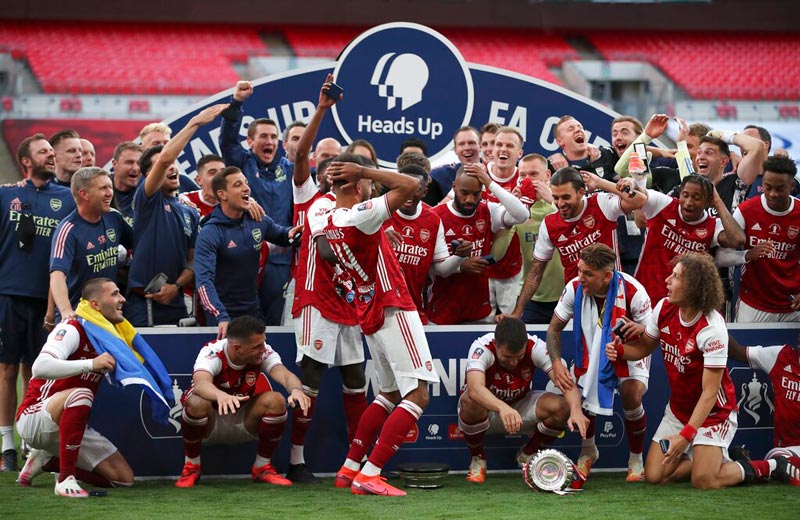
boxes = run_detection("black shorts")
[0,294,48,365]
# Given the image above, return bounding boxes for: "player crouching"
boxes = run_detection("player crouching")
[458,318,587,483]
[175,316,310,487]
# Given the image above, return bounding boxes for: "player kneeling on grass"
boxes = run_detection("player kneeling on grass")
[176,315,310,488]
[16,279,135,497]
[459,317,587,483]
[606,253,796,489]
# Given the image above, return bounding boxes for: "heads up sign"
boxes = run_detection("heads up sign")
[165,22,619,175]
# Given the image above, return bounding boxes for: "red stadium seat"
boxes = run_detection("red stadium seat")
[587,30,800,101]
[0,21,268,95]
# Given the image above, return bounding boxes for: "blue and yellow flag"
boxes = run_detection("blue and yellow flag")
[76,299,174,424]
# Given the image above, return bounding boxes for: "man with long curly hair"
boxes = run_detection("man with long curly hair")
[607,253,796,488]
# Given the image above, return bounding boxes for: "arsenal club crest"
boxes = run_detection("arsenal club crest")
[420,229,430,242]
[696,228,707,239]
[685,339,695,354]
[245,371,257,386]
[582,215,595,229]
[789,225,799,239]
[476,219,486,233]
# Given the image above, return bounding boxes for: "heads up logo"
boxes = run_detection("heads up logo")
[332,23,474,168]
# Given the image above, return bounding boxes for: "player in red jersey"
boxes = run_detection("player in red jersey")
[483,127,526,315]
[732,156,800,322]
[284,77,367,483]
[321,157,438,496]
[428,165,529,324]
[180,155,225,218]
[15,279,134,497]
[727,335,800,485]
[545,244,652,482]
[384,163,465,323]
[175,315,310,488]
[506,167,646,321]
[636,175,744,303]
[459,317,587,483]
[607,253,789,488]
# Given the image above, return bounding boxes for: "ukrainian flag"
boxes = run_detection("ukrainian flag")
[76,299,175,424]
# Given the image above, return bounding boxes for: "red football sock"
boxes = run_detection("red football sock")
[345,395,394,464]
[624,405,647,455]
[342,388,368,444]
[180,410,209,459]
[58,389,94,483]
[459,414,489,459]
[751,460,771,479]
[290,393,317,446]
[522,421,561,456]
[257,412,287,460]
[367,400,421,470]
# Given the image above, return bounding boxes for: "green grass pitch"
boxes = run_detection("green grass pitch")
[1,470,798,520]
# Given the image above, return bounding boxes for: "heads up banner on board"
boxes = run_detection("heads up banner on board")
[163,22,618,176]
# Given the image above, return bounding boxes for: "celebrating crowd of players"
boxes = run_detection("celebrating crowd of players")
[0,74,799,497]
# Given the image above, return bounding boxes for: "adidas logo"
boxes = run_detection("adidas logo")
[785,365,793,374]
[752,223,762,231]
[661,326,670,334]
[668,219,676,226]
[445,229,455,237]
[558,234,568,242]
[220,382,230,388]
[227,240,237,248]
[703,431,713,439]
[87,241,95,249]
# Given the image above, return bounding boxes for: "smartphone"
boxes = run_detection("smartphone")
[612,319,626,340]
[480,255,496,265]
[144,273,168,294]
[633,142,649,170]
[659,439,670,454]
[324,82,344,101]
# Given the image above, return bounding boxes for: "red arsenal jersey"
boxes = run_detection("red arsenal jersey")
[17,321,103,420]
[385,203,449,324]
[535,193,624,282]
[645,299,737,427]
[734,195,800,313]
[293,193,358,325]
[323,195,416,335]
[464,332,552,404]
[636,191,720,303]
[186,338,283,400]
[747,344,800,448]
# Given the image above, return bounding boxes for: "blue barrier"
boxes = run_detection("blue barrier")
[90,324,798,477]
